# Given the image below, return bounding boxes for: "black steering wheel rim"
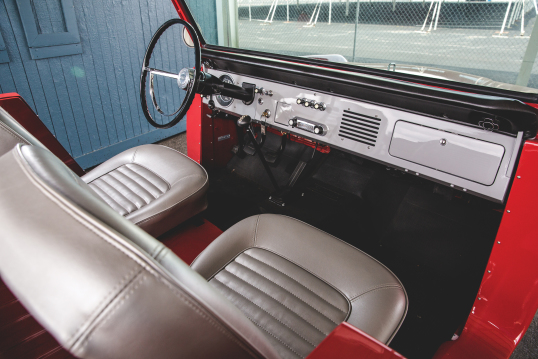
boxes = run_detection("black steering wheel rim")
[140,19,201,129]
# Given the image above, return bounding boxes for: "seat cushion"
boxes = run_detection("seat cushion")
[192,214,408,359]
[82,144,208,237]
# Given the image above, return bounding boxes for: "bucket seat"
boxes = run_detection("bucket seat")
[0,106,207,237]
[0,144,407,359]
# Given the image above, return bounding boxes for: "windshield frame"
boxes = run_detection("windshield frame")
[176,0,538,104]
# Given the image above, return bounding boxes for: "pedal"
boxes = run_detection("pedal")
[243,144,256,156]
[263,132,285,164]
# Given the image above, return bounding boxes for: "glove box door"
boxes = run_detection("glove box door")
[389,121,505,186]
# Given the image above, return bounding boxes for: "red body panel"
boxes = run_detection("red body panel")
[0,93,84,176]
[186,94,203,162]
[434,139,538,359]
[307,323,406,359]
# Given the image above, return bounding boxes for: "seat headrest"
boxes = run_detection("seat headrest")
[0,145,279,359]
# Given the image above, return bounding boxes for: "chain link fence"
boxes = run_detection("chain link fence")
[235,0,538,90]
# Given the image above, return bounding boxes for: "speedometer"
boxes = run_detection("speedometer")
[216,75,234,107]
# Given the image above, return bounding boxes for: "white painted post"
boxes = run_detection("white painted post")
[329,0,332,24]
[352,0,360,61]
[434,0,441,30]
[421,1,434,31]
[249,0,251,21]
[308,1,318,24]
[500,0,512,34]
[428,2,438,32]
[521,0,525,35]
[314,1,322,25]
[287,0,290,22]
[270,0,279,22]
[509,0,519,27]
[265,0,276,22]
[516,14,538,86]
[346,0,349,16]
[533,0,537,14]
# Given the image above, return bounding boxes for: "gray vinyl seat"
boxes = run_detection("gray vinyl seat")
[0,144,407,359]
[0,106,207,237]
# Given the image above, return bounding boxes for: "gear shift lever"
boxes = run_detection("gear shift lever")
[237,116,279,191]
[237,115,252,128]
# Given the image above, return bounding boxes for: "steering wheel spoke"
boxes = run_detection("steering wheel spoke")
[144,67,180,80]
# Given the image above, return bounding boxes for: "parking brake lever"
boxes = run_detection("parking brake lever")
[237,116,279,191]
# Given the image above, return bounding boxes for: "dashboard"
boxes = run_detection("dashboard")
[203,69,523,203]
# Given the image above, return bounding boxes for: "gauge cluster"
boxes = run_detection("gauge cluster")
[215,74,235,107]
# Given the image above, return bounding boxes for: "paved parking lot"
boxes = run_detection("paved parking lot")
[238,18,538,88]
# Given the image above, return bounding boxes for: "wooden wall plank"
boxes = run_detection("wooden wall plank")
[0,0,217,169]
[78,0,119,145]
[2,0,73,153]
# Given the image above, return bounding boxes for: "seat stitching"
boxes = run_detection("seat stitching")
[350,286,404,303]
[89,181,130,214]
[242,252,348,315]
[236,312,304,359]
[213,277,318,347]
[190,216,258,272]
[133,175,207,225]
[131,148,138,163]
[349,284,404,302]
[0,122,31,145]
[269,216,405,299]
[119,165,167,194]
[254,215,261,245]
[108,171,153,205]
[116,166,163,196]
[226,263,340,327]
[98,176,140,210]
[78,271,146,349]
[69,266,142,346]
[124,163,171,189]
[154,276,266,357]
[104,172,148,207]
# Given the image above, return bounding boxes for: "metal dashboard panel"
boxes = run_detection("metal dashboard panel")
[203,69,520,203]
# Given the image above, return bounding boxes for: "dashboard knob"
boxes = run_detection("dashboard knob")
[303,100,311,108]
[296,98,304,105]
[288,118,297,127]
[263,89,273,97]
[314,126,324,135]
[257,87,264,95]
[315,102,326,111]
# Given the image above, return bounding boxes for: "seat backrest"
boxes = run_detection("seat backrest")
[0,144,279,359]
[0,106,47,156]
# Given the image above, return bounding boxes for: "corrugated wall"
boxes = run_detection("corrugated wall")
[0,0,213,169]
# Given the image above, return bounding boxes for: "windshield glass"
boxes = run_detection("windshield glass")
[185,0,538,94]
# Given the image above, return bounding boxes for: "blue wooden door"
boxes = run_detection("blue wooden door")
[0,0,201,169]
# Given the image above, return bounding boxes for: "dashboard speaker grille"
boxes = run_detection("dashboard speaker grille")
[339,110,380,146]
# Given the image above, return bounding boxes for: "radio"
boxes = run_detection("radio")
[287,117,327,136]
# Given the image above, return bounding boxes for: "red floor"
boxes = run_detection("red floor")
[159,218,223,265]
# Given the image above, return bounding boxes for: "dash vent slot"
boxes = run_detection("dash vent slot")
[339,110,380,146]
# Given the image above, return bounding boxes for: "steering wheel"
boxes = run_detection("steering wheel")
[140,19,201,129]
